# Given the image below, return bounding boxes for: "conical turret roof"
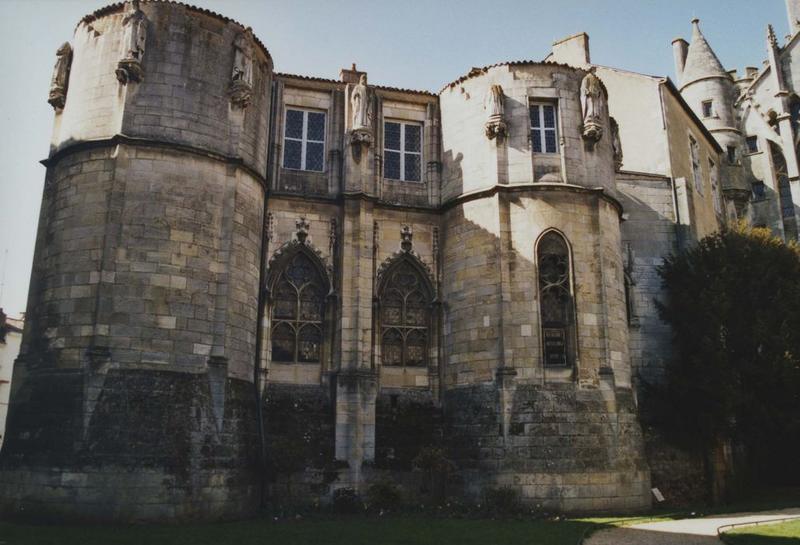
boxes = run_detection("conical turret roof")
[681,18,728,87]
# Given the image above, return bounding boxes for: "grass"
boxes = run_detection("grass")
[723,519,800,544]
[0,516,593,545]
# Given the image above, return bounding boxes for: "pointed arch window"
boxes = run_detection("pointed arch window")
[537,231,575,367]
[379,261,432,367]
[271,252,325,364]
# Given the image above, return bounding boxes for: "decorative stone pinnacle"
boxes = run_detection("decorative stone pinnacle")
[400,225,413,252]
[296,217,310,243]
[768,24,778,48]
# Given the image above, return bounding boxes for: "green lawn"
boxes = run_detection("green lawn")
[0,516,593,545]
[723,519,800,544]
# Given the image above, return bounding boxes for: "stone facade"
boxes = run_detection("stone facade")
[2,0,796,523]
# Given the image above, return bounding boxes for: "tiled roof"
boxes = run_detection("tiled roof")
[276,72,437,97]
[439,59,580,94]
[681,19,729,88]
[79,0,272,61]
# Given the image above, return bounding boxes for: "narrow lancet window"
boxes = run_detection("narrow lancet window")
[537,231,575,367]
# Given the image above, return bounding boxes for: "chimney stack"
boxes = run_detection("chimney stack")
[672,37,689,85]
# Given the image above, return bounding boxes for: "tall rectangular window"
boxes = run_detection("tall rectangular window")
[384,121,422,182]
[726,145,737,164]
[283,108,326,172]
[745,135,759,154]
[709,159,722,214]
[689,135,702,194]
[702,100,714,118]
[530,102,558,153]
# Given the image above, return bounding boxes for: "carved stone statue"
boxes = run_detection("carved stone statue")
[115,0,147,84]
[229,28,255,108]
[484,84,507,140]
[610,117,623,170]
[48,42,73,110]
[580,69,606,146]
[350,74,373,145]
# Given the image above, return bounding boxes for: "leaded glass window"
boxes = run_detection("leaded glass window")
[537,231,574,367]
[380,262,430,367]
[530,102,558,154]
[283,108,326,172]
[271,252,325,364]
[384,121,422,182]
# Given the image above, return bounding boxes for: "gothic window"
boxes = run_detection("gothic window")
[270,252,325,364]
[283,108,326,172]
[380,261,431,367]
[770,142,799,241]
[537,231,575,367]
[530,102,558,153]
[384,121,422,182]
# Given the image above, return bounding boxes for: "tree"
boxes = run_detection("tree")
[650,224,800,486]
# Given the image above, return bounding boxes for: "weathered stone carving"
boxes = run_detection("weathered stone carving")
[400,225,413,252]
[229,28,254,108]
[350,74,373,145]
[48,42,72,109]
[484,84,507,140]
[580,69,606,146]
[115,0,147,84]
[296,216,310,244]
[610,117,623,170]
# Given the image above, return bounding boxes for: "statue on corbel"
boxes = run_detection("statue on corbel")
[115,0,147,84]
[349,74,373,146]
[48,42,73,109]
[229,28,255,108]
[484,84,507,140]
[580,68,607,148]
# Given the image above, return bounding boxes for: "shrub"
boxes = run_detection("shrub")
[332,487,363,515]
[482,486,521,516]
[365,479,404,512]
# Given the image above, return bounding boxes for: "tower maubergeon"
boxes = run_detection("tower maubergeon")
[0,1,272,520]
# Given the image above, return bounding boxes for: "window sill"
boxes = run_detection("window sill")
[382,178,425,185]
[281,167,327,174]
[743,150,762,157]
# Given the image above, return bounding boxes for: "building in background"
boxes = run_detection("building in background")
[0,309,23,448]
[0,0,798,523]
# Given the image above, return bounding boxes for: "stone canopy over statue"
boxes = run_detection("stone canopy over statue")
[484,84,507,140]
[115,0,147,84]
[230,28,255,108]
[350,74,373,145]
[580,69,606,146]
[48,42,73,110]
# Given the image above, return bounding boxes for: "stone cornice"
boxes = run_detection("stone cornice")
[41,134,268,189]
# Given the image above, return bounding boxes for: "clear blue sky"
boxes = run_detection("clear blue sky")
[0,0,789,317]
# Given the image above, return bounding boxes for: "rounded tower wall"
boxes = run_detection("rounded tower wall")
[0,1,270,522]
[440,63,617,202]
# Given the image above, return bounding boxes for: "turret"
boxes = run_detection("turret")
[678,18,749,215]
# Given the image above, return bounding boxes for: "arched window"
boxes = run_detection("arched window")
[537,231,575,367]
[270,252,325,364]
[379,261,432,367]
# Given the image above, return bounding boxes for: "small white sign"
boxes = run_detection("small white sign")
[652,487,665,502]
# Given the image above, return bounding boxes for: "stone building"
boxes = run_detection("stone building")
[0,0,797,523]
[0,309,24,447]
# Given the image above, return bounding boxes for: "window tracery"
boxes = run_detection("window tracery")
[537,231,575,367]
[271,252,325,364]
[380,261,431,367]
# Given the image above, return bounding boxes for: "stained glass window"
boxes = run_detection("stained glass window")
[380,261,430,367]
[271,252,325,364]
[538,231,573,367]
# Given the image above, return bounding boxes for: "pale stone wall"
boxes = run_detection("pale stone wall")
[662,88,724,242]
[0,327,21,447]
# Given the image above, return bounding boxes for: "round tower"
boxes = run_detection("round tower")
[676,18,749,214]
[0,1,273,521]
[438,63,650,512]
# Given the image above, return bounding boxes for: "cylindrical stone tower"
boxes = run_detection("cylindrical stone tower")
[0,1,272,522]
